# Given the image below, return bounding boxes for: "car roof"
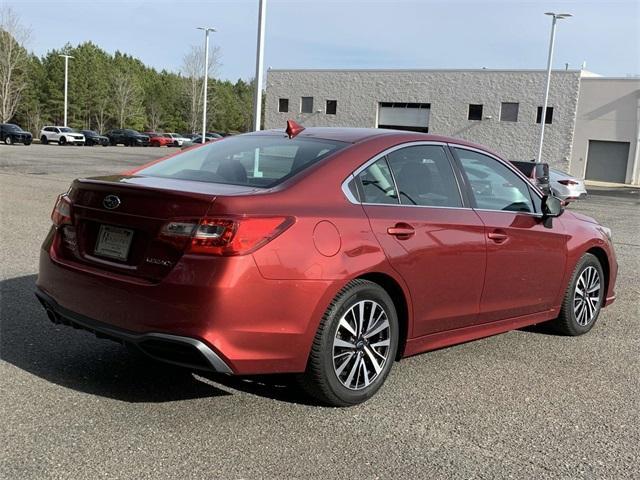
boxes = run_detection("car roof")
[254,127,498,153]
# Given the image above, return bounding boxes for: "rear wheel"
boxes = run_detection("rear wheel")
[299,279,398,406]
[550,253,604,336]
[4,136,12,145]
[40,135,48,145]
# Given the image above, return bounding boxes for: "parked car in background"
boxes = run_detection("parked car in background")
[0,123,33,145]
[163,133,191,147]
[182,134,219,148]
[144,132,174,147]
[36,125,617,406]
[81,130,109,147]
[510,160,551,195]
[105,129,150,147]
[40,126,85,145]
[550,168,588,202]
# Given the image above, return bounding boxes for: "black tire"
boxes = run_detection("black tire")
[173,141,179,147]
[40,136,48,145]
[59,136,67,146]
[550,253,605,336]
[24,139,32,146]
[298,279,399,406]
[109,138,116,146]
[4,136,12,145]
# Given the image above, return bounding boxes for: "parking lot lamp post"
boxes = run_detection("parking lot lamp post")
[536,12,572,163]
[197,27,216,143]
[58,54,74,127]
[252,0,267,131]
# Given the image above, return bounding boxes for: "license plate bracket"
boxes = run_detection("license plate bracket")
[95,225,134,261]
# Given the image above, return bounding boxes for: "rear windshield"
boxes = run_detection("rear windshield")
[137,135,348,187]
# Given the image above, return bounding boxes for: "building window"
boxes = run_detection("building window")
[468,104,483,121]
[301,97,314,114]
[536,106,554,124]
[326,100,337,115]
[278,98,289,113]
[500,102,519,122]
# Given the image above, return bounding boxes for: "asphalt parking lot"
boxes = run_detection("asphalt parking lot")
[1,144,639,479]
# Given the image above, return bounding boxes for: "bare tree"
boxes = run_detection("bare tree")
[181,44,220,133]
[94,98,109,134]
[0,8,31,123]
[146,100,163,132]
[111,70,140,128]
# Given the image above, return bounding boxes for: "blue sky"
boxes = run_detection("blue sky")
[7,0,640,80]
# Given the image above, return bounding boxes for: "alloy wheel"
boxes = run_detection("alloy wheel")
[332,300,391,390]
[573,266,601,326]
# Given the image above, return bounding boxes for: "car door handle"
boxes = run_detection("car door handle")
[487,230,509,243]
[387,223,415,238]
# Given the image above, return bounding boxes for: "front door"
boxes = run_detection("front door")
[453,147,568,322]
[356,144,486,337]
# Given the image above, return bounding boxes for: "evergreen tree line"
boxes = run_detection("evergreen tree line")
[10,40,256,136]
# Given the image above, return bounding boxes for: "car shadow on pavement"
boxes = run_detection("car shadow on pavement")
[1,274,316,405]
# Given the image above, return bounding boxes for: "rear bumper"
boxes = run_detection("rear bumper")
[35,288,233,373]
[36,237,338,375]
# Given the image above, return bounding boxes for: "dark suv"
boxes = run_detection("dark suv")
[0,123,33,145]
[105,129,150,147]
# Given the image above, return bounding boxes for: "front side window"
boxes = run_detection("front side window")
[301,97,314,114]
[138,135,347,188]
[455,148,534,213]
[356,158,398,205]
[386,146,462,207]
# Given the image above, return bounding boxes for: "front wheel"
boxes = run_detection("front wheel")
[299,279,399,406]
[59,136,67,146]
[550,253,604,336]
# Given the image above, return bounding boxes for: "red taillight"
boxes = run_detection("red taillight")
[51,194,72,226]
[557,179,579,186]
[160,216,294,256]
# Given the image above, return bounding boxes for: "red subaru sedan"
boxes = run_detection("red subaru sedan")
[36,125,617,406]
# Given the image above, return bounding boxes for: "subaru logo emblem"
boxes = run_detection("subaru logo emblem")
[103,194,121,210]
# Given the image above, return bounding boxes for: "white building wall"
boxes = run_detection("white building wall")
[571,78,640,185]
[265,69,581,171]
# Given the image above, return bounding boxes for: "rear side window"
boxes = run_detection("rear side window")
[455,148,534,213]
[138,135,347,187]
[386,145,462,207]
[356,158,399,205]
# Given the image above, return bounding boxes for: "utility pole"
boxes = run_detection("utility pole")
[59,54,74,126]
[253,0,267,131]
[536,12,572,163]
[197,27,216,143]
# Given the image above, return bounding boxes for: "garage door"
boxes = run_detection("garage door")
[585,140,630,183]
[377,102,430,133]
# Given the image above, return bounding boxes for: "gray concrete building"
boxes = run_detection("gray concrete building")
[265,69,640,185]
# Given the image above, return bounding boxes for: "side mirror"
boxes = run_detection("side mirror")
[541,194,564,227]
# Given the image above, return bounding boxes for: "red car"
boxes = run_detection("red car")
[36,123,617,406]
[145,132,174,147]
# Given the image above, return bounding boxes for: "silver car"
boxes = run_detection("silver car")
[550,168,588,202]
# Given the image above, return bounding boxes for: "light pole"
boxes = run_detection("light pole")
[59,54,74,127]
[197,26,216,143]
[536,12,572,163]
[253,0,267,131]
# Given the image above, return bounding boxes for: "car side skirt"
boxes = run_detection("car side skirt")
[403,308,558,358]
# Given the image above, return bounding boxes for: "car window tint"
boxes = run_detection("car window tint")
[455,148,534,213]
[138,135,347,188]
[356,158,399,205]
[386,145,462,207]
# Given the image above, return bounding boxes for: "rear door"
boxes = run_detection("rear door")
[356,143,486,336]
[452,147,567,322]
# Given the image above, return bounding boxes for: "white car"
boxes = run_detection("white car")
[162,133,191,147]
[549,168,588,202]
[40,126,85,146]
